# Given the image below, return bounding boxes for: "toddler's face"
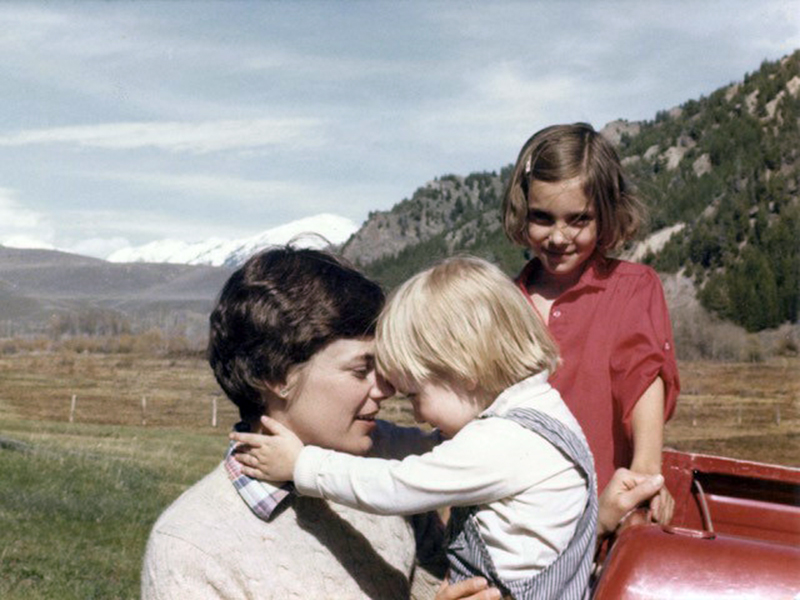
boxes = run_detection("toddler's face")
[526,177,598,281]
[401,379,483,438]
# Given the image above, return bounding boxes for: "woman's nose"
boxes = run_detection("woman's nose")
[371,372,395,400]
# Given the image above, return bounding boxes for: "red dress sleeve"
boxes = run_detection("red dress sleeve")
[609,268,680,434]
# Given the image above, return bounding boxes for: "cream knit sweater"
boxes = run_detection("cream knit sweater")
[141,463,442,599]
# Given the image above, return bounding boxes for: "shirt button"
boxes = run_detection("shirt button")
[664,342,671,350]
[552,310,562,318]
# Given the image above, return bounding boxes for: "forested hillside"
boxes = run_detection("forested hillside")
[631,53,799,333]
[343,51,800,335]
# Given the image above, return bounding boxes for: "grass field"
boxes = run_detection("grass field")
[0,350,797,598]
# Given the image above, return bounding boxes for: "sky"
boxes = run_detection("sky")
[0,1,798,259]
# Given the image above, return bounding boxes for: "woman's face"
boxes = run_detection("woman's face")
[269,337,393,456]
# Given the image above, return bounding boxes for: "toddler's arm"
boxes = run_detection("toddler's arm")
[233,416,578,517]
[291,418,562,516]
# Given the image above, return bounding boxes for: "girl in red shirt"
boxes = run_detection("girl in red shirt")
[502,122,679,524]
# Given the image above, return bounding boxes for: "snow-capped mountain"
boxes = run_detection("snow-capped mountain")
[107,213,359,267]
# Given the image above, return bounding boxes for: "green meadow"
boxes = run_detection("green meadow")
[0,415,226,600]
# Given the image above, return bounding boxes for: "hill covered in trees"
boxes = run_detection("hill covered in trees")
[342,51,800,335]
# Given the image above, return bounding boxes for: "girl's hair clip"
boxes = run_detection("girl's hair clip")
[524,155,532,175]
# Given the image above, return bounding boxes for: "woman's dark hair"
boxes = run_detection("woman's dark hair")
[208,245,384,421]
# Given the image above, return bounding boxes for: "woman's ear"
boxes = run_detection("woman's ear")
[261,383,286,419]
[263,381,290,402]
[268,364,304,401]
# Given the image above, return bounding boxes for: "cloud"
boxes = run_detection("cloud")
[401,63,585,158]
[78,169,400,225]
[82,170,318,204]
[0,118,325,154]
[0,188,55,248]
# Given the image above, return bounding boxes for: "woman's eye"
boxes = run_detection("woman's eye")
[351,368,370,380]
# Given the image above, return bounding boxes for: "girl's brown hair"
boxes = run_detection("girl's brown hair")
[502,122,645,253]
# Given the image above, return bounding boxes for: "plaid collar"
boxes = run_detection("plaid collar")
[224,423,294,521]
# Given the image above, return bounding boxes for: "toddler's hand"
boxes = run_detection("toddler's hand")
[229,416,304,482]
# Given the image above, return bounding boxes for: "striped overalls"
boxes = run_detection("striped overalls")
[445,407,598,600]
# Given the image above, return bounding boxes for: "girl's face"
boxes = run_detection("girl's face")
[402,380,484,439]
[526,177,598,282]
[270,338,394,456]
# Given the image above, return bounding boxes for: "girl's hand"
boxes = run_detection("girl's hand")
[229,416,304,482]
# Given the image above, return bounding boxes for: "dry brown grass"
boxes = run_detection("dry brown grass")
[664,357,799,466]
[0,350,238,430]
[1,350,797,467]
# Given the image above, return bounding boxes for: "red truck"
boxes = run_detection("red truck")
[593,449,800,599]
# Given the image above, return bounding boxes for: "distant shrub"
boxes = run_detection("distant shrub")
[743,336,765,363]
[0,336,51,354]
[672,300,754,361]
[773,333,799,357]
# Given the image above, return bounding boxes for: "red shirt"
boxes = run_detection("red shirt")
[517,257,679,491]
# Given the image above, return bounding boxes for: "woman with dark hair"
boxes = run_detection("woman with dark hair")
[142,245,496,599]
[141,244,664,600]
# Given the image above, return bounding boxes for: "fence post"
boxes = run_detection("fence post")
[69,395,77,423]
[141,396,147,426]
[211,396,218,428]
[775,405,781,426]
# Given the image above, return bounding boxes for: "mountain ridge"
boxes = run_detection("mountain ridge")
[345,51,800,335]
[106,213,358,266]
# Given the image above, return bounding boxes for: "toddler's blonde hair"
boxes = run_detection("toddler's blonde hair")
[376,256,558,402]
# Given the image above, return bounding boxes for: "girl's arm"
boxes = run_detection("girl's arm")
[629,376,674,524]
[611,268,680,524]
[629,377,665,476]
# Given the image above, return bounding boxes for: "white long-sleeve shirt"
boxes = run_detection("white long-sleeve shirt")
[294,373,591,581]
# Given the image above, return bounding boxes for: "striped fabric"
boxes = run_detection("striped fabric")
[224,438,294,521]
[446,408,598,600]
